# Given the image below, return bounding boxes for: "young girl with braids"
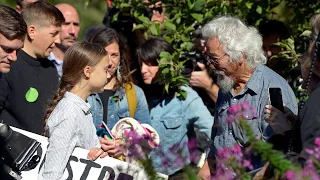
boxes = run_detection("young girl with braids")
[38,42,111,180]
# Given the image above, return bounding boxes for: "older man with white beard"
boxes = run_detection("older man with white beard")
[197,16,298,178]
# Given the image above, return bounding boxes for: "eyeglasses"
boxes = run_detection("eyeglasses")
[204,53,228,65]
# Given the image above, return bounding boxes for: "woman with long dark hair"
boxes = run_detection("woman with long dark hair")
[137,37,213,178]
[87,27,150,159]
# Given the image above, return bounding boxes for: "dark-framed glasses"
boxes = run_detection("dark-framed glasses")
[204,53,228,65]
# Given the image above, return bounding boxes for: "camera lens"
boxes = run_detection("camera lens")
[180,59,195,77]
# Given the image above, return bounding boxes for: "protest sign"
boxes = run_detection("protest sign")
[3,126,167,180]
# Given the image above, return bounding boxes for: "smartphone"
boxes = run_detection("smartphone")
[268,87,284,113]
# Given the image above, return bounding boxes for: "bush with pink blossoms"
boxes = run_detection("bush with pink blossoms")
[285,137,320,180]
[214,144,253,180]
[119,102,320,180]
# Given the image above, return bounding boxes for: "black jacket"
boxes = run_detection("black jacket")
[293,85,320,158]
[0,50,59,135]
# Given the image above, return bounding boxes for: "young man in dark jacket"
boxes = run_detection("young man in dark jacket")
[0,2,64,135]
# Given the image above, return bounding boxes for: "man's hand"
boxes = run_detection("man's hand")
[264,105,295,134]
[190,62,219,102]
[190,62,213,91]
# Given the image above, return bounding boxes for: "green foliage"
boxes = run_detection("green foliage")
[239,119,299,178]
[104,0,319,98]
[2,0,108,41]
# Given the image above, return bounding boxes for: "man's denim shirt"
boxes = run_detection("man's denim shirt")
[87,84,150,130]
[209,65,298,161]
[149,86,214,175]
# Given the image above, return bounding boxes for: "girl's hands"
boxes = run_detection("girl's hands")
[99,135,125,157]
[87,147,108,161]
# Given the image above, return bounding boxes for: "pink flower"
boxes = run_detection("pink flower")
[226,114,235,124]
[241,102,250,110]
[305,148,314,155]
[242,160,253,170]
[285,170,295,180]
[228,104,241,114]
[315,137,320,146]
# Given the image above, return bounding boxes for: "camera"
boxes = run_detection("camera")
[179,53,206,77]
[0,124,41,179]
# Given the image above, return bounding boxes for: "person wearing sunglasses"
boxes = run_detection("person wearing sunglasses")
[198,16,298,177]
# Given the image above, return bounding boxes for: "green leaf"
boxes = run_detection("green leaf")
[120,3,130,8]
[165,83,169,93]
[193,0,206,12]
[184,25,195,33]
[187,0,194,9]
[176,17,181,24]
[181,34,190,42]
[133,10,140,18]
[179,89,187,99]
[300,30,311,37]
[137,15,150,24]
[191,13,203,22]
[256,6,262,14]
[186,42,194,51]
[163,35,173,44]
[112,12,119,22]
[162,68,169,74]
[160,51,171,59]
[133,24,145,31]
[245,2,253,9]
[150,23,160,36]
[164,21,176,31]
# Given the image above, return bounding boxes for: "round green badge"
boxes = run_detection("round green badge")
[25,87,39,103]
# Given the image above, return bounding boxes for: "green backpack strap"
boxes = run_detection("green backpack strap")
[124,82,137,118]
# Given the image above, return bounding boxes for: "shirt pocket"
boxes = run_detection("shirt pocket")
[117,99,130,118]
[160,116,184,144]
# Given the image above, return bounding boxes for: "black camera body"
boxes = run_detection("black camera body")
[179,53,206,77]
[0,124,41,179]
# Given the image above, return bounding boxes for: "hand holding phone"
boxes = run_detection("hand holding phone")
[268,88,284,113]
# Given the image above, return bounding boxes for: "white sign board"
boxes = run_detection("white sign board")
[5,126,168,180]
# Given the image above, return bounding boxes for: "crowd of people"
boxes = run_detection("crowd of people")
[0,0,320,180]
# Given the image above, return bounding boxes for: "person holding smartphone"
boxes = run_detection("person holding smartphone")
[264,14,320,160]
[198,16,298,177]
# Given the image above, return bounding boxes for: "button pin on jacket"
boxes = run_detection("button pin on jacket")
[25,87,39,103]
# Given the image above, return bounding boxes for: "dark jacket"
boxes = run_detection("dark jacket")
[0,50,59,135]
[293,84,320,158]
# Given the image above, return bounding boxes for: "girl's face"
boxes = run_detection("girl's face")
[89,56,111,93]
[141,62,159,84]
[104,42,120,76]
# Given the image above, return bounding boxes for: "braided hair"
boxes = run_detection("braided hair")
[42,41,107,136]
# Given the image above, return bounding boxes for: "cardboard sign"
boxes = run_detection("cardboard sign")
[5,126,168,180]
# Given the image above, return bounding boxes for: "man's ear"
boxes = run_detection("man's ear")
[16,5,22,14]
[239,52,246,66]
[83,66,92,79]
[27,25,36,40]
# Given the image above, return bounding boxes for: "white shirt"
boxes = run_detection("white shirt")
[48,52,63,77]
[38,92,100,180]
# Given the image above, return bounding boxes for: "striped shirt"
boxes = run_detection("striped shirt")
[38,91,100,180]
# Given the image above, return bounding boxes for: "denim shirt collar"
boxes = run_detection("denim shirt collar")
[245,64,264,95]
[230,64,264,97]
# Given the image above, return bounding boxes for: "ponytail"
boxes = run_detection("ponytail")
[42,83,70,136]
